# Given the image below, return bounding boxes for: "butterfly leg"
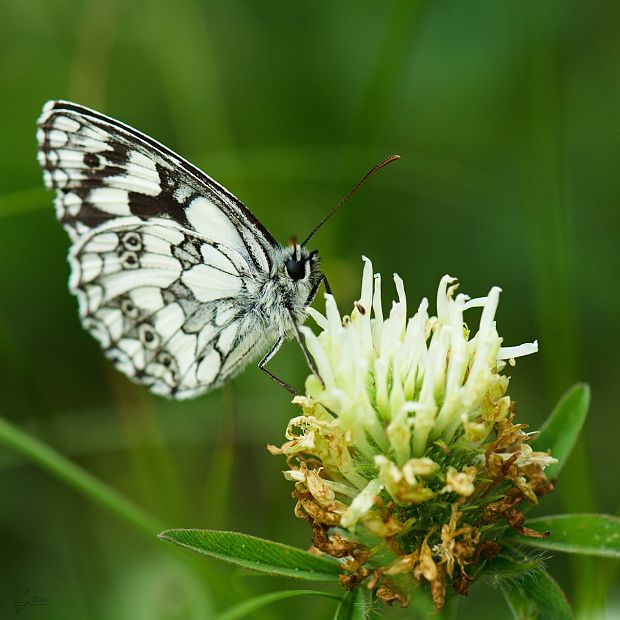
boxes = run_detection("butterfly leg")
[258,337,298,395]
[322,274,332,295]
[305,273,332,308]
[286,307,325,388]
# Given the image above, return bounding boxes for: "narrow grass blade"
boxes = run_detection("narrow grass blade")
[503,513,620,558]
[214,589,340,620]
[0,415,163,536]
[159,529,342,581]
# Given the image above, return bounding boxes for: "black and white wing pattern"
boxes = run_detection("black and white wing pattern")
[37,100,279,398]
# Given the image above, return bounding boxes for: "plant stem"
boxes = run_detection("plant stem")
[0,415,164,536]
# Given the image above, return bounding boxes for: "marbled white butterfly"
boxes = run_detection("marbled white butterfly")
[37,100,397,399]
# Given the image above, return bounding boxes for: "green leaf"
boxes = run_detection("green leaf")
[503,514,620,558]
[531,383,590,479]
[495,557,572,619]
[158,529,342,581]
[213,589,340,620]
[333,588,369,620]
[486,553,546,579]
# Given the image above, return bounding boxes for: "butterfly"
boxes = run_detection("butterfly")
[37,100,398,399]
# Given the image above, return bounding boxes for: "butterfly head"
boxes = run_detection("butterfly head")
[284,240,320,282]
[283,240,313,281]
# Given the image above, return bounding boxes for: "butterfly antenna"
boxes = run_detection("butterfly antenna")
[301,154,400,246]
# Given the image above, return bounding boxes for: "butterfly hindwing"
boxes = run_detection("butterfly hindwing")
[69,217,261,397]
[37,101,279,398]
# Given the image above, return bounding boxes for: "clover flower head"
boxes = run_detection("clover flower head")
[269,257,556,609]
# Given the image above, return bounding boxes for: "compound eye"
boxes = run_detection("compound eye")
[285,259,305,280]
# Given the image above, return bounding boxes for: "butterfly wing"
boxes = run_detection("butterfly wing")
[37,101,278,398]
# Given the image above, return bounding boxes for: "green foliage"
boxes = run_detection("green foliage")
[1,1,619,618]
[531,383,590,479]
[504,514,620,558]
[493,555,572,620]
[213,590,341,620]
[486,552,547,580]
[0,415,164,537]
[333,588,370,620]
[158,529,342,581]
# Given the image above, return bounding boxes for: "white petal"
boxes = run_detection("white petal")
[479,286,501,330]
[306,306,329,330]
[463,296,486,310]
[498,340,539,359]
[340,478,383,528]
[437,275,457,323]
[359,256,374,312]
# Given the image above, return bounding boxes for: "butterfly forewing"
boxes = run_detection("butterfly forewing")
[37,101,279,398]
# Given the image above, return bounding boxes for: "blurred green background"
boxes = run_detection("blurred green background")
[0,0,618,618]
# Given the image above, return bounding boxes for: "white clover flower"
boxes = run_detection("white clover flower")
[301,256,537,463]
[270,257,555,610]
[441,466,477,497]
[498,443,557,469]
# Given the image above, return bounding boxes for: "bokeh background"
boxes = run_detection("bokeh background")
[0,0,618,618]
